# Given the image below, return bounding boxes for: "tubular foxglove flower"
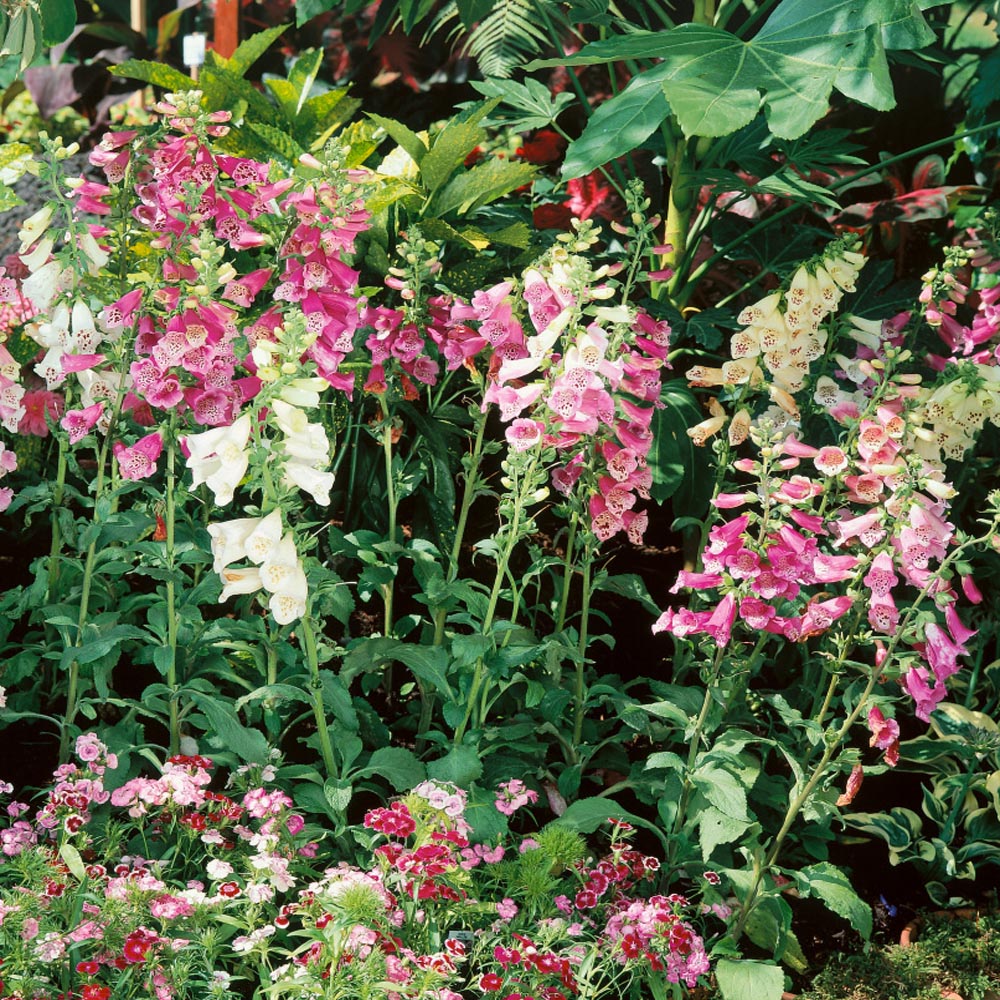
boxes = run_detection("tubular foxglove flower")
[184,414,252,506]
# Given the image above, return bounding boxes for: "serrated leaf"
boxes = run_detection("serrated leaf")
[248,121,306,165]
[200,59,279,125]
[296,0,335,26]
[110,58,194,92]
[562,69,671,178]
[368,112,428,166]
[288,48,323,107]
[339,120,381,167]
[432,157,536,217]
[225,23,288,78]
[695,765,750,821]
[486,221,531,248]
[793,862,872,938]
[263,76,302,121]
[441,257,501,298]
[421,99,499,195]
[420,217,491,250]
[302,90,361,149]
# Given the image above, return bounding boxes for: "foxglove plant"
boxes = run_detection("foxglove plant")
[653,233,1000,957]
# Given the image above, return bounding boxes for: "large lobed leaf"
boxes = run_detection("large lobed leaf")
[538,0,935,175]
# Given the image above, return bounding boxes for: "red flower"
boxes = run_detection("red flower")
[76,960,101,975]
[82,987,111,1000]
[480,973,504,991]
[533,204,573,231]
[574,889,597,910]
[515,130,565,165]
[218,881,241,898]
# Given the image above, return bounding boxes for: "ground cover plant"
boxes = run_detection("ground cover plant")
[0,1,1000,998]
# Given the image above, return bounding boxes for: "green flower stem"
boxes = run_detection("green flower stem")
[669,644,726,854]
[453,456,538,745]
[46,435,68,599]
[58,386,126,762]
[380,397,397,639]
[731,514,1000,943]
[432,407,488,648]
[300,612,337,778]
[555,514,579,634]
[571,546,594,751]
[813,671,841,728]
[164,412,181,755]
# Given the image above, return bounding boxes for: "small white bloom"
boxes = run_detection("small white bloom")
[22,260,65,313]
[19,236,55,273]
[219,566,263,602]
[207,517,261,573]
[244,509,284,564]
[185,414,252,506]
[283,461,334,506]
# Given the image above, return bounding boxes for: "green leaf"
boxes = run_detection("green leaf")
[470,77,575,131]
[200,60,278,125]
[40,0,76,45]
[591,572,660,614]
[793,862,873,939]
[562,69,670,178]
[754,170,842,209]
[357,747,426,790]
[247,121,306,165]
[226,23,288,78]
[110,59,195,92]
[368,112,428,166]
[715,959,785,1000]
[694,765,750,821]
[537,0,935,141]
[296,0,335,26]
[930,701,1000,738]
[287,48,323,112]
[59,843,86,882]
[190,693,270,763]
[302,89,361,149]
[464,784,510,841]
[320,671,359,731]
[462,0,551,78]
[427,746,483,787]
[648,379,713,506]
[432,157,537,217]
[421,99,499,196]
[393,644,454,699]
[698,805,751,860]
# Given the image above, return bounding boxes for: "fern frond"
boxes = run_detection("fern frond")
[465,0,553,77]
